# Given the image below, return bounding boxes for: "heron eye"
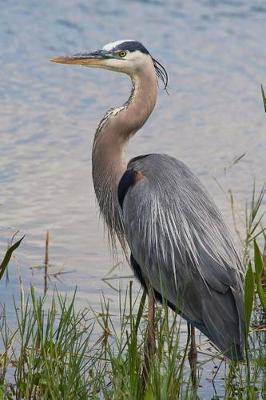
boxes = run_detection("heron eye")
[118,51,127,58]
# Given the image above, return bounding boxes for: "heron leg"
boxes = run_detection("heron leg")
[142,286,155,390]
[188,323,198,387]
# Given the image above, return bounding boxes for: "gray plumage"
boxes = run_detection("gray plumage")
[123,154,244,359]
[52,39,245,360]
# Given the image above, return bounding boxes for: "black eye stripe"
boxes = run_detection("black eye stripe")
[114,41,150,55]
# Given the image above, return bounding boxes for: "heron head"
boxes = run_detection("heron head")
[51,40,168,89]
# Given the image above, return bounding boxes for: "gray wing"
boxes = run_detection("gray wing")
[121,154,244,359]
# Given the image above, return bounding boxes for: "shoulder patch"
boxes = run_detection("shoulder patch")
[118,169,145,208]
[118,169,135,208]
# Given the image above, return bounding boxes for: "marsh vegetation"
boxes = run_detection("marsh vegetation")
[0,185,265,399]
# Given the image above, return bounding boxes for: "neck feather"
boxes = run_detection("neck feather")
[92,62,157,249]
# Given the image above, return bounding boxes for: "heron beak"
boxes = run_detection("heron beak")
[50,50,111,67]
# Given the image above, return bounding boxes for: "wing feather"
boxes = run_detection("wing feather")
[121,153,244,359]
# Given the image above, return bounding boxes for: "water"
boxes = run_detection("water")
[0,0,265,397]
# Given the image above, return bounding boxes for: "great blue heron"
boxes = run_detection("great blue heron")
[51,40,245,365]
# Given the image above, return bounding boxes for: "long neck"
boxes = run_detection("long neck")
[92,63,157,247]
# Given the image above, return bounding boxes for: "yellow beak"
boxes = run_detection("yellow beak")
[50,50,111,67]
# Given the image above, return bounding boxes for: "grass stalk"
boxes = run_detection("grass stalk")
[44,231,49,295]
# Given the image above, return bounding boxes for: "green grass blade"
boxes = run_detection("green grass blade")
[254,240,262,278]
[135,290,146,335]
[244,261,255,335]
[0,236,25,280]
[144,386,153,400]
[261,85,266,113]
[254,240,266,312]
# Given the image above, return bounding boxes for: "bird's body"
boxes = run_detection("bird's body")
[52,40,245,360]
[122,154,244,359]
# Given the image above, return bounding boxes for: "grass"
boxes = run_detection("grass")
[261,85,266,113]
[0,235,24,280]
[0,277,264,399]
[0,187,265,399]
